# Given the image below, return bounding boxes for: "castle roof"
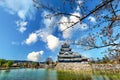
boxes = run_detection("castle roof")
[57,43,88,62]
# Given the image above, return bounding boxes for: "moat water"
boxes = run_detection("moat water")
[0,68,120,80]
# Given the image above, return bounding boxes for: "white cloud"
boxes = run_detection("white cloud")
[27,50,44,62]
[24,10,60,50]
[59,16,72,38]
[18,10,26,19]
[16,20,28,33]
[70,12,81,22]
[46,35,60,50]
[23,10,60,50]
[0,0,35,19]
[63,29,72,39]
[59,16,69,31]
[36,30,49,42]
[58,12,82,39]
[24,29,60,50]
[25,33,38,45]
[42,11,54,28]
[0,0,36,33]
[36,30,60,50]
[77,0,82,5]
[19,27,27,33]
[88,16,96,23]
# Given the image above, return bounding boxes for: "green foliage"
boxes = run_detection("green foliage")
[0,59,13,68]
[32,62,35,65]
[45,57,53,65]
[36,62,40,66]
[31,62,40,68]
[6,60,14,67]
[0,59,7,67]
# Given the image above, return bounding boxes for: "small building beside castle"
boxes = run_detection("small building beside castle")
[57,43,88,63]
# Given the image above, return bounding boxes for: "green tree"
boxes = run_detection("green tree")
[0,59,6,67]
[4,60,13,68]
[31,62,40,68]
[45,57,53,65]
[7,60,14,67]
[36,62,40,67]
[32,62,36,68]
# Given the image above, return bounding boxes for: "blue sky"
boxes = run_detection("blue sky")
[0,0,108,62]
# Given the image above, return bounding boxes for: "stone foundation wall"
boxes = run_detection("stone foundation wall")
[92,64,120,70]
[55,63,120,71]
[55,62,92,71]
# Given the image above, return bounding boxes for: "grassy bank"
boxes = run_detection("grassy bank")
[56,69,120,80]
[57,70,92,80]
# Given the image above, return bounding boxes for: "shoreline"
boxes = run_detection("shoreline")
[1,63,120,72]
[0,67,21,70]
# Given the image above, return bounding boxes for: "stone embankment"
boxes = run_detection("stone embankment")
[55,63,92,71]
[55,63,120,71]
[92,64,120,71]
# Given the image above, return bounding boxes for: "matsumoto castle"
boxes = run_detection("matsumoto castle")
[57,43,88,62]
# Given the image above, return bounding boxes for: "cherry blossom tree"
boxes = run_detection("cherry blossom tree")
[33,0,120,63]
